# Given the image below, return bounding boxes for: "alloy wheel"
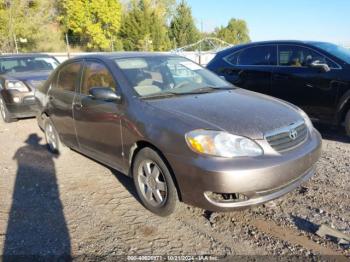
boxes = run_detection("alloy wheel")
[0,99,6,120]
[137,160,168,207]
[45,122,58,152]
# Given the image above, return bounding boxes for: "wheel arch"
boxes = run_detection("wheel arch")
[37,111,49,130]
[129,140,183,201]
[337,91,350,125]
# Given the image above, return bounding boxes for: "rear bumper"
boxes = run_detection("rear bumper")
[166,128,322,212]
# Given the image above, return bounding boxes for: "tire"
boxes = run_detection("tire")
[345,110,350,137]
[0,97,17,123]
[44,117,67,155]
[133,147,178,216]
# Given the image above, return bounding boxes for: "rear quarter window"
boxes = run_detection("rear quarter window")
[224,45,277,66]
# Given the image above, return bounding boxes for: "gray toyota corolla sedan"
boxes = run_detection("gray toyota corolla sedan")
[36,53,322,216]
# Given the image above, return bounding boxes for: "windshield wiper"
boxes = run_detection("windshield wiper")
[140,86,236,100]
[206,85,237,90]
[140,92,179,100]
[182,86,236,94]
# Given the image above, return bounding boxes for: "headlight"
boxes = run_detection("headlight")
[298,109,313,128]
[5,80,29,92]
[185,130,263,158]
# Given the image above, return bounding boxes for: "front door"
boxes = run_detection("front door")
[271,44,340,122]
[73,60,125,169]
[48,61,83,149]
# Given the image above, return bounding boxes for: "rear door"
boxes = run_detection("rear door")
[73,60,125,170]
[219,45,277,95]
[48,61,83,149]
[271,44,341,122]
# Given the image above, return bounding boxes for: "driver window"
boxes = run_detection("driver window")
[278,45,336,68]
[81,62,116,95]
[56,62,82,92]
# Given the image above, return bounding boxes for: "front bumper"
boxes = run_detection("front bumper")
[1,90,38,118]
[166,128,322,212]
[6,102,38,118]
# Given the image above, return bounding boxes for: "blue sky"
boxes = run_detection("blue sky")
[186,0,350,44]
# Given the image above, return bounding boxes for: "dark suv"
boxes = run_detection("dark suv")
[207,41,350,136]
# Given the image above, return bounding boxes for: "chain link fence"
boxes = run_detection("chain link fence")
[1,35,231,66]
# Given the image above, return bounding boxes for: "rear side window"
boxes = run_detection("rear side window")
[224,45,277,66]
[224,51,240,66]
[56,62,82,92]
[278,45,338,68]
[81,61,116,95]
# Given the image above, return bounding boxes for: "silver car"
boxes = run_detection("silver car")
[36,53,322,216]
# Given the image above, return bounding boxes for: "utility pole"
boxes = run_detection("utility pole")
[111,38,114,52]
[8,0,14,53]
[199,19,203,65]
[65,33,70,59]
[13,34,19,54]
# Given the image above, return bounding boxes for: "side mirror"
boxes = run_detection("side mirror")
[309,60,331,72]
[89,87,121,102]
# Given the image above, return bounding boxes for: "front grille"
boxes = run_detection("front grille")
[265,121,308,152]
[22,96,36,105]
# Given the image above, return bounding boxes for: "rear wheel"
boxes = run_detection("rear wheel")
[0,98,16,123]
[345,110,350,136]
[44,117,67,155]
[133,148,178,216]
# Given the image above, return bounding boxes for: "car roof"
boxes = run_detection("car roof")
[217,40,334,56]
[0,53,54,59]
[73,52,179,61]
[234,40,330,46]
[218,40,336,56]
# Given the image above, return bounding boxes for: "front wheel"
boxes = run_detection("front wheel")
[345,110,350,137]
[133,148,179,216]
[0,98,17,123]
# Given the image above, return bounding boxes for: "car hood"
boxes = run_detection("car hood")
[1,70,52,90]
[3,70,52,82]
[146,89,303,140]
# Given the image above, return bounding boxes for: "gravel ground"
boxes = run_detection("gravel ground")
[0,119,349,260]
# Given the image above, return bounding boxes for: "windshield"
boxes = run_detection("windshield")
[312,42,350,64]
[0,56,59,74]
[114,56,232,97]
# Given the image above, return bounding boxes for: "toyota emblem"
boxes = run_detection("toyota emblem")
[289,129,298,140]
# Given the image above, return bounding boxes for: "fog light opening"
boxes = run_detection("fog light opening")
[13,97,20,103]
[205,192,249,203]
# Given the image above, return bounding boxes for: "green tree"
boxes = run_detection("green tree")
[120,0,171,51]
[0,0,64,53]
[0,1,11,52]
[215,18,250,45]
[150,2,171,51]
[169,0,200,48]
[59,0,122,51]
